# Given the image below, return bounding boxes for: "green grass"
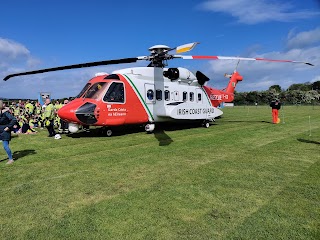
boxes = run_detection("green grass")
[0,105,319,239]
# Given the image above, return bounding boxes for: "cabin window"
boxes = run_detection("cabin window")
[147,89,154,101]
[174,91,179,101]
[164,90,170,101]
[84,82,107,99]
[183,91,187,102]
[156,89,162,101]
[190,92,194,102]
[76,83,91,98]
[103,82,125,103]
[198,93,202,102]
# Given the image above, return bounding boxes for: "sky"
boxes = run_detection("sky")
[0,0,320,99]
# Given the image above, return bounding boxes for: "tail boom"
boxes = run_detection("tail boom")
[203,71,243,107]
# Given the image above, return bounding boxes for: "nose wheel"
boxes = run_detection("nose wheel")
[100,127,113,137]
[145,123,155,133]
[106,129,113,137]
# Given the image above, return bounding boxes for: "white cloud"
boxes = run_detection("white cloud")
[0,37,41,78]
[0,38,30,59]
[199,0,320,24]
[287,27,320,49]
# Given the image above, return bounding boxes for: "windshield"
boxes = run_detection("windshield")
[83,82,108,99]
[76,83,91,98]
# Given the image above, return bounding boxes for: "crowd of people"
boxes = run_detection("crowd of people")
[2,98,70,135]
[0,98,71,164]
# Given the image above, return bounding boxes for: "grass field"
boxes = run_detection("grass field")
[0,105,319,239]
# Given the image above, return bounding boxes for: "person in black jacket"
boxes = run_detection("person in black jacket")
[0,100,17,164]
[270,99,281,124]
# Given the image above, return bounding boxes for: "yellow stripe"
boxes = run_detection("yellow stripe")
[176,47,192,53]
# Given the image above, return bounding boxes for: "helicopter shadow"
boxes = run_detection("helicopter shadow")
[67,125,144,138]
[224,120,273,124]
[66,121,212,146]
[153,121,215,146]
[297,138,320,145]
[153,128,173,146]
[0,149,36,162]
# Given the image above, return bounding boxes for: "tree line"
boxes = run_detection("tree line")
[234,81,320,105]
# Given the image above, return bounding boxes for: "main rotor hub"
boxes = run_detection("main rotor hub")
[148,45,170,54]
[148,45,172,68]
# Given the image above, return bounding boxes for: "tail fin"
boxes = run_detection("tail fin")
[224,71,243,94]
[203,71,244,107]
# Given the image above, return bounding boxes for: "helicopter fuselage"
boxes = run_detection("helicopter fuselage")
[57,66,240,131]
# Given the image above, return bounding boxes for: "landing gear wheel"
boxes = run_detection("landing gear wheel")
[106,129,113,137]
[203,120,210,128]
[145,123,155,133]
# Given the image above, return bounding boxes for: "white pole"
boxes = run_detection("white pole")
[309,116,312,136]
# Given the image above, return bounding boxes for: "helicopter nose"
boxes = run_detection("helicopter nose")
[58,102,98,125]
[75,102,98,124]
[58,103,79,122]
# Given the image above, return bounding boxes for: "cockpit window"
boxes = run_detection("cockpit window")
[84,82,108,99]
[104,74,120,80]
[103,82,125,103]
[76,83,91,98]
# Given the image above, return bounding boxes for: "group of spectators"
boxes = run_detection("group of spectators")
[1,98,70,165]
[2,98,70,135]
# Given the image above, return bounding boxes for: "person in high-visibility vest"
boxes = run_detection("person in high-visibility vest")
[270,99,281,124]
[44,98,57,137]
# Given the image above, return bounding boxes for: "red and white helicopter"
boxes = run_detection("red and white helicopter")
[3,42,313,136]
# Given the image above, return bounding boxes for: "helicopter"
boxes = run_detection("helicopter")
[3,42,313,136]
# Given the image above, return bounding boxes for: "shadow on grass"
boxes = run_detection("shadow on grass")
[66,121,211,146]
[0,149,36,162]
[67,125,144,139]
[223,120,273,124]
[297,138,320,145]
[153,129,173,146]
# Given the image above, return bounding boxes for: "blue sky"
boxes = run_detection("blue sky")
[1,0,319,99]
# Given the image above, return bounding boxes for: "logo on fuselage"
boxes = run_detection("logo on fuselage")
[177,107,214,115]
[210,94,229,100]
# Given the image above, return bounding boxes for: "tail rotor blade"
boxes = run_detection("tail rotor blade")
[3,57,139,81]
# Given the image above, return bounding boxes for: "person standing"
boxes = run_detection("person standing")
[0,100,17,164]
[60,99,69,134]
[270,99,281,124]
[44,98,57,137]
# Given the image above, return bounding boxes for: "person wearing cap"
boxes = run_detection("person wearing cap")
[0,100,17,164]
[270,99,281,124]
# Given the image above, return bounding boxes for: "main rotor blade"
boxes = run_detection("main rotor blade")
[3,57,138,81]
[176,55,314,66]
[175,42,199,54]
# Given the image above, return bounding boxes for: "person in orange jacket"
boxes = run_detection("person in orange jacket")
[270,99,281,124]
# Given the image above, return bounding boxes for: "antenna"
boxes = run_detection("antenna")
[235,59,241,71]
